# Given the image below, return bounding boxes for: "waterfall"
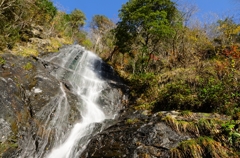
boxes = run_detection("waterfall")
[46,45,108,158]
[18,45,125,158]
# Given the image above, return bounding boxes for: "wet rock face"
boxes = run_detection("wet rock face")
[41,45,128,116]
[0,49,128,157]
[81,111,190,158]
[0,53,81,156]
[0,51,190,158]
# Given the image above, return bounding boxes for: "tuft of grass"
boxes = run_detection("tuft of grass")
[125,118,139,124]
[19,47,39,57]
[46,37,63,52]
[170,137,233,158]
[23,62,33,70]
[180,110,193,118]
[0,139,18,156]
[0,56,5,64]
[197,118,221,135]
[162,115,199,136]
[161,114,225,137]
[134,101,155,111]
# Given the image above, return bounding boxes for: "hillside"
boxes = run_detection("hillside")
[0,0,240,157]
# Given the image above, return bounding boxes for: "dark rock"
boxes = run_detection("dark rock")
[0,53,82,156]
[80,111,190,158]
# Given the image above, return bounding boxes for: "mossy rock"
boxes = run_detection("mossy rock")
[170,137,236,158]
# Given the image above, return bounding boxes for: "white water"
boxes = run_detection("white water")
[18,45,123,158]
[47,45,112,158]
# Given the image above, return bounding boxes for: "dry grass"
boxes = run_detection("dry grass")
[170,137,234,158]
[161,115,200,136]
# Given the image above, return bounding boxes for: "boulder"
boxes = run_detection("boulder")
[81,110,190,158]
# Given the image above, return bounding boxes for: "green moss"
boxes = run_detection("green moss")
[134,101,155,111]
[0,56,5,64]
[161,114,227,137]
[180,110,193,118]
[23,62,33,70]
[203,113,211,117]
[46,37,63,52]
[125,118,139,124]
[18,47,39,57]
[161,115,200,135]
[197,118,222,135]
[0,140,18,156]
[171,137,233,157]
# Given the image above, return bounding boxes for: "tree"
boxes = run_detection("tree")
[0,0,21,49]
[114,0,181,73]
[90,15,116,54]
[215,17,240,45]
[0,0,60,50]
[34,0,57,24]
[66,9,86,42]
[69,9,85,31]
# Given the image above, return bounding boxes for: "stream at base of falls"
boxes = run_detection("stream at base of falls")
[18,45,126,158]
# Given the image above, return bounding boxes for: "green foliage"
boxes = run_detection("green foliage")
[89,15,116,57]
[155,81,198,111]
[90,15,115,33]
[114,0,182,73]
[125,118,139,124]
[69,9,86,30]
[215,17,240,45]
[23,62,33,70]
[0,0,58,51]
[128,73,159,101]
[180,110,193,117]
[160,111,239,154]
[151,61,240,114]
[161,113,225,137]
[171,137,232,157]
[0,0,20,50]
[0,137,18,156]
[0,0,90,53]
[135,101,155,111]
[33,0,57,25]
[50,11,72,37]
[116,0,180,41]
[35,0,57,19]
[0,57,5,65]
[198,77,225,108]
[221,121,240,146]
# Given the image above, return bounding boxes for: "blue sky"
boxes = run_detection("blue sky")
[52,0,239,25]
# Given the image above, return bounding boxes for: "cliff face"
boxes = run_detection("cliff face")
[0,45,127,157]
[0,53,81,157]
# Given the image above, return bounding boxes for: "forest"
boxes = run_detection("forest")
[1,0,240,157]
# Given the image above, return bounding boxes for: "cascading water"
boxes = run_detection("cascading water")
[18,45,125,158]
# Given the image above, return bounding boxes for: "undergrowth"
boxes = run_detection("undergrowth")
[126,57,240,117]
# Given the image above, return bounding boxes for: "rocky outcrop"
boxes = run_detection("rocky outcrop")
[0,49,128,157]
[81,109,240,158]
[0,53,82,157]
[81,110,191,158]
